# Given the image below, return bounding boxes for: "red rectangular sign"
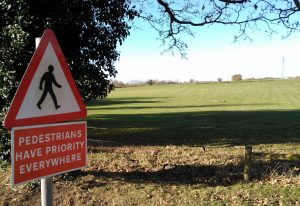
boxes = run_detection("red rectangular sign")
[11,121,87,186]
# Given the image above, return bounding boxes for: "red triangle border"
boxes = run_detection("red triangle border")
[4,29,86,129]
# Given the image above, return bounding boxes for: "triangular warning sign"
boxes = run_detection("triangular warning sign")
[4,29,86,129]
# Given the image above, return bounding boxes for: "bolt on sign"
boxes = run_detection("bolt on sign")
[4,29,87,186]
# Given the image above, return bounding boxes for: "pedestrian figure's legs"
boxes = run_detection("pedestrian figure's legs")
[37,90,48,109]
[49,89,60,109]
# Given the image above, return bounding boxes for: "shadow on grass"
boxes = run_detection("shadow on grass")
[87,110,300,146]
[84,163,244,186]
[87,97,167,107]
[72,159,300,187]
[88,103,278,110]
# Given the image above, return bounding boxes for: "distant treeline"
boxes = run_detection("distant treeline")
[112,75,300,88]
[112,79,181,88]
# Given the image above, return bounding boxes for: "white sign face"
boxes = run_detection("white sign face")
[16,42,80,120]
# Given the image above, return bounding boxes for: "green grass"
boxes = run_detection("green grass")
[87,80,300,146]
[1,79,300,205]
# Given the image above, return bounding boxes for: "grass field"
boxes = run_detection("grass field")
[1,79,300,205]
[87,79,300,146]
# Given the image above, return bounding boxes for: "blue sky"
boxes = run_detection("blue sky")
[116,19,300,83]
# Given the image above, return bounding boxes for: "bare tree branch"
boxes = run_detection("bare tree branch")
[218,0,247,3]
[157,0,207,26]
[133,0,300,57]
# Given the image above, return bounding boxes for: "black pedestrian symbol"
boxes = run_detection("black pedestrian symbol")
[37,65,62,110]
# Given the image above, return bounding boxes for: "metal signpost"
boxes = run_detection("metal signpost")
[4,29,87,206]
[36,36,53,206]
[35,36,53,206]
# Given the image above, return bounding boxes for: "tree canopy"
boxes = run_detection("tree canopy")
[1,0,137,101]
[0,0,137,164]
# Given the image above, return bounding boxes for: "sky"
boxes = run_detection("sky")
[115,18,300,83]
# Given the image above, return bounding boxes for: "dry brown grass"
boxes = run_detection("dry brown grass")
[1,144,299,205]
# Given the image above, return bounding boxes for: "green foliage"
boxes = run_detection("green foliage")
[1,0,30,166]
[0,129,11,167]
[0,0,137,164]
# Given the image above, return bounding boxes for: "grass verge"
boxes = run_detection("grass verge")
[1,80,300,205]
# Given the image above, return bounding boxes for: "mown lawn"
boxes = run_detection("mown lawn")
[1,79,300,205]
[87,80,300,146]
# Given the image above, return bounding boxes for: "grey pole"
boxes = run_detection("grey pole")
[41,178,53,206]
[36,37,53,206]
